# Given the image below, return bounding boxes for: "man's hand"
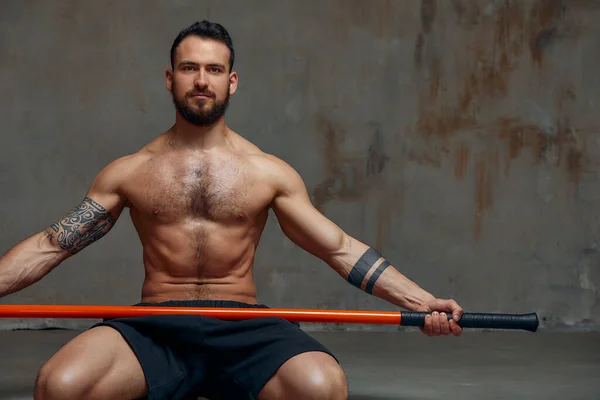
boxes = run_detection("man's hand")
[418,298,463,337]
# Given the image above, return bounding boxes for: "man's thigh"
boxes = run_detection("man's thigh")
[35,326,147,400]
[258,351,348,400]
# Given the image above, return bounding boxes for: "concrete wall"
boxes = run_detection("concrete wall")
[0,0,598,331]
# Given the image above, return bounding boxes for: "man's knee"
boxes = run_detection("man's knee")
[260,352,348,400]
[34,362,88,400]
[302,363,348,400]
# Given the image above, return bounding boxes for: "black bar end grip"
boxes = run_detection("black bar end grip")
[401,312,539,332]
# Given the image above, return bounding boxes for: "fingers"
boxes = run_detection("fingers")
[449,319,463,336]
[447,299,464,322]
[422,314,433,336]
[428,298,464,322]
[419,298,465,337]
[439,312,450,335]
[441,300,463,336]
[432,312,441,335]
[421,312,456,336]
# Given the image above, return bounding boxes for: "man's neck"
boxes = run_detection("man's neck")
[168,114,229,151]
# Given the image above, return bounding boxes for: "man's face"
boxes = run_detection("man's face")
[167,36,237,126]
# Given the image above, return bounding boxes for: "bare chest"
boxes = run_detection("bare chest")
[127,156,271,222]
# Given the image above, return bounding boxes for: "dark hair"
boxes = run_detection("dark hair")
[170,20,235,72]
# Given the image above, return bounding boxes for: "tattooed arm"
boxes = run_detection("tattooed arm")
[43,196,119,256]
[0,157,129,298]
[269,155,463,336]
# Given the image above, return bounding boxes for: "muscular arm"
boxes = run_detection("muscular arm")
[269,157,436,312]
[0,158,128,298]
[43,196,118,256]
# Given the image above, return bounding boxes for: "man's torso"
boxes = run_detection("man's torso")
[117,131,280,303]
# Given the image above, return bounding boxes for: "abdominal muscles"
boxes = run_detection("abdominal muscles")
[134,216,267,302]
[126,152,271,302]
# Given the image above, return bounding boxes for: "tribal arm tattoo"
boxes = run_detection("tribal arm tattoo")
[43,197,117,256]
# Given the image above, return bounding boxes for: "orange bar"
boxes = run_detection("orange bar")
[0,305,402,325]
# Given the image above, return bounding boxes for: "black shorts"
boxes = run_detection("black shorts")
[91,300,338,400]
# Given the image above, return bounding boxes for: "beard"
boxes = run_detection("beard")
[171,82,230,127]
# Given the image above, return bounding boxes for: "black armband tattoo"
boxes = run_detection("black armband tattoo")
[347,247,391,294]
[46,197,117,255]
[364,260,390,294]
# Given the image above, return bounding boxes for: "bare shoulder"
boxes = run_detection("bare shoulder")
[95,153,141,183]
[228,130,306,193]
[91,144,154,193]
[252,152,306,195]
[260,153,299,176]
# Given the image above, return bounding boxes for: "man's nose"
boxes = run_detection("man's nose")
[194,71,209,88]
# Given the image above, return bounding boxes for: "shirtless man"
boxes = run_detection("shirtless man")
[0,21,463,400]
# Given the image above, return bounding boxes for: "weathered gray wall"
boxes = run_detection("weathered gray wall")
[0,0,598,331]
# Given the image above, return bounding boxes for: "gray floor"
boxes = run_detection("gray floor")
[0,329,598,399]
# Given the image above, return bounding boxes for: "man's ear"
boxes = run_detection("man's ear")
[228,71,239,95]
[165,69,174,92]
